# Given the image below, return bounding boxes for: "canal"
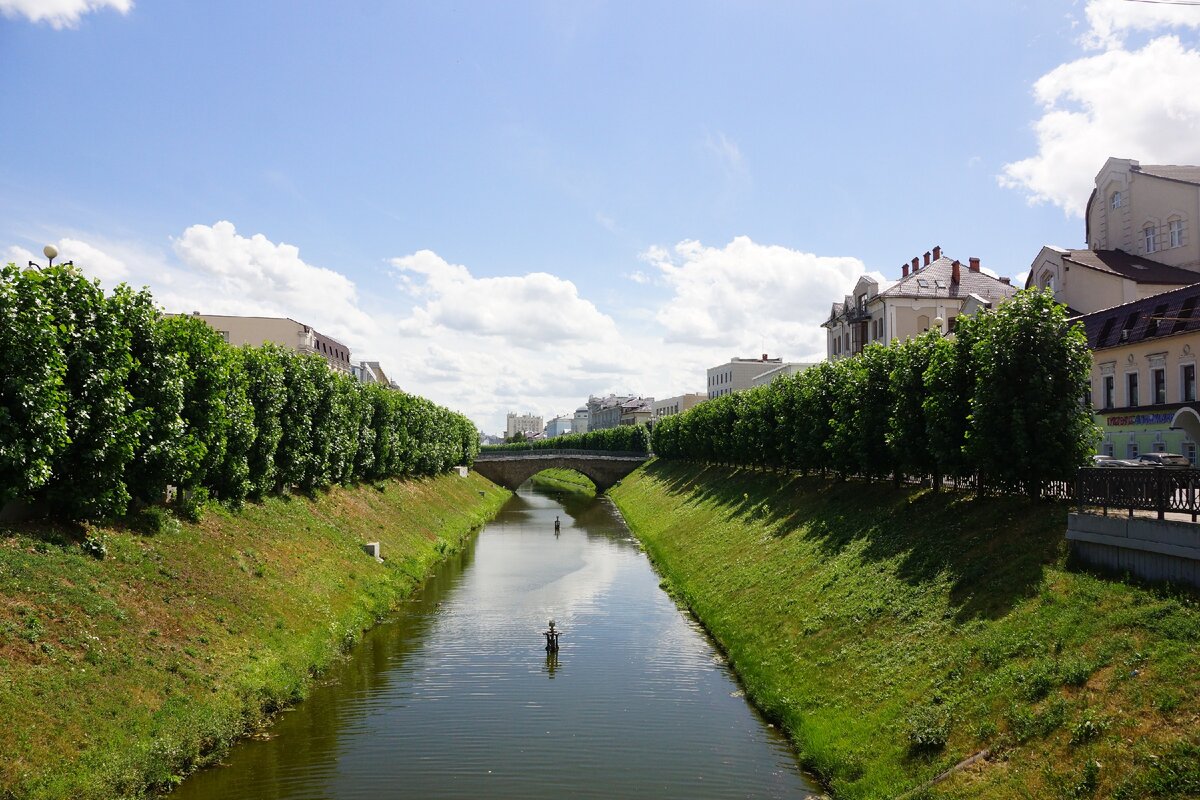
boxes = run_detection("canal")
[171,482,818,799]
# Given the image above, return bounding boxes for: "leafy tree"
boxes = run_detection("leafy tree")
[888,332,940,486]
[967,289,1098,496]
[0,264,68,505]
[242,344,287,498]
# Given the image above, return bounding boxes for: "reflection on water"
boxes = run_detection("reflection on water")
[170,483,818,799]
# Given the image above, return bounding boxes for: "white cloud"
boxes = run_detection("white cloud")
[173,220,379,350]
[644,236,867,359]
[390,249,618,346]
[1000,35,1200,216]
[0,0,131,28]
[1081,0,1200,50]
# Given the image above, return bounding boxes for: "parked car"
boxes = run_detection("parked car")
[1091,454,1113,466]
[1091,455,1147,468]
[1136,453,1192,467]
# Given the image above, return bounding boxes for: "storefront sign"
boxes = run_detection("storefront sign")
[1105,412,1174,427]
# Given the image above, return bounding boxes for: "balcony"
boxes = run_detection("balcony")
[844,305,871,322]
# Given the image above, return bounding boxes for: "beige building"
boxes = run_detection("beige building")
[191,313,352,373]
[352,360,399,389]
[1028,158,1200,314]
[506,412,543,439]
[653,393,707,420]
[573,405,590,434]
[823,249,1018,361]
[1078,283,1200,463]
[707,355,783,399]
[619,397,654,427]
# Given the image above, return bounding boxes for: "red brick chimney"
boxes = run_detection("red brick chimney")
[923,251,931,266]
[932,245,941,260]
[969,257,980,272]
[902,262,909,278]
[951,259,961,285]
[999,277,1011,285]
[911,257,920,274]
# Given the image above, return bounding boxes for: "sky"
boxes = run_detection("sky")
[3,0,1200,434]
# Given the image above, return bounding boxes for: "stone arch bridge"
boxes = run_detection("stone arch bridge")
[472,449,649,492]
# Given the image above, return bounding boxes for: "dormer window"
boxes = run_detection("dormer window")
[1144,224,1157,254]
[1111,190,1123,209]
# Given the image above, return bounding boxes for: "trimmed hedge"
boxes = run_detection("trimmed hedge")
[0,262,479,520]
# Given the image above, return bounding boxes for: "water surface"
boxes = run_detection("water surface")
[171,484,818,799]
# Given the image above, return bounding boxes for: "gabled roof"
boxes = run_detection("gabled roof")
[1061,249,1200,286]
[1076,283,1200,350]
[1134,164,1200,186]
[877,256,1016,302]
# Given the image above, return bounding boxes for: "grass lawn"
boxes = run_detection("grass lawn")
[610,460,1200,800]
[529,467,597,496]
[0,472,508,800]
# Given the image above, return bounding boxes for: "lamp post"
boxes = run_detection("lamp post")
[28,244,72,270]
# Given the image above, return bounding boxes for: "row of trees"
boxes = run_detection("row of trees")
[482,424,651,454]
[0,263,479,520]
[653,289,1097,496]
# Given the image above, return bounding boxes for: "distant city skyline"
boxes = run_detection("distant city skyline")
[4,0,1200,432]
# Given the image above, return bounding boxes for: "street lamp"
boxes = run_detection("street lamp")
[28,244,72,270]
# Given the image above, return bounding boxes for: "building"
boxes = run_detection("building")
[506,412,543,439]
[707,355,782,399]
[653,393,707,420]
[823,248,1018,361]
[619,397,654,427]
[351,360,399,389]
[1027,158,1200,314]
[190,313,352,373]
[544,415,574,437]
[1076,282,1200,463]
[751,362,816,388]
[573,405,590,435]
[587,395,627,431]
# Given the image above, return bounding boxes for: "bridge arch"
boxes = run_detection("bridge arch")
[471,451,648,493]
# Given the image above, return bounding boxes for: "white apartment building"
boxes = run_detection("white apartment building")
[653,393,707,420]
[751,362,816,387]
[506,412,543,438]
[544,415,574,437]
[823,249,1018,361]
[707,355,781,399]
[572,405,589,434]
[190,313,352,374]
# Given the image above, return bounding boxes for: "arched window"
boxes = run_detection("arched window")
[1111,190,1124,209]
[1144,224,1158,254]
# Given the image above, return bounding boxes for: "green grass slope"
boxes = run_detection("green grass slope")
[529,467,597,496]
[610,461,1200,800]
[0,473,508,800]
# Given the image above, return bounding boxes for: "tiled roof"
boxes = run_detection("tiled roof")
[1076,283,1200,350]
[1061,249,1200,286]
[877,256,1017,301]
[1135,164,1200,186]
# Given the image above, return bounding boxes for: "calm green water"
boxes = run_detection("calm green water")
[170,484,818,799]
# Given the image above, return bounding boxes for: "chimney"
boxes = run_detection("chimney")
[902,262,909,278]
[911,257,920,274]
[969,257,981,272]
[999,277,1011,285]
[923,251,931,267]
[951,259,961,285]
[761,353,768,361]
[932,245,941,261]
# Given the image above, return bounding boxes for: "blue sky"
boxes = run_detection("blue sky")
[4,0,1200,432]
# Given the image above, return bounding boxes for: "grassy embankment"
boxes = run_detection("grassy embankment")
[610,460,1200,800]
[0,472,509,800]
[529,467,597,496]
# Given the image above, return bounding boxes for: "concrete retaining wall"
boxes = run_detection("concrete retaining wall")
[1067,512,1200,588]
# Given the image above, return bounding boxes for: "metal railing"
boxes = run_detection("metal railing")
[474,448,650,461]
[1076,466,1200,521]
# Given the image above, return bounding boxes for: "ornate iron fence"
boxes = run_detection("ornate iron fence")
[1076,467,1200,521]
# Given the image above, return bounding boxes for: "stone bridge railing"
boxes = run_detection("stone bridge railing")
[471,449,649,491]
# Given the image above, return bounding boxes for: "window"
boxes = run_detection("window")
[1173,297,1197,334]
[1111,190,1123,209]
[1153,367,1167,404]
[1153,440,1167,453]
[1146,304,1168,336]
[1103,375,1115,409]
[1098,317,1116,345]
[1186,442,1197,466]
[1184,363,1196,403]
[1103,440,1115,457]
[1169,218,1184,248]
[1128,442,1140,459]
[1144,224,1157,254]
[1127,372,1139,407]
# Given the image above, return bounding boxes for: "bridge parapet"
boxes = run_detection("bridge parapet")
[475,448,648,461]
